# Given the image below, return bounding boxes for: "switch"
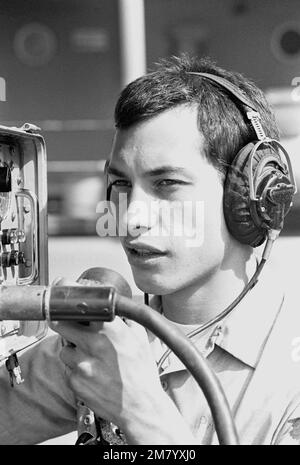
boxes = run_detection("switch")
[1,229,26,245]
[0,251,26,268]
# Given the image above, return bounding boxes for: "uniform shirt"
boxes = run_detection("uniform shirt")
[145,262,300,445]
[147,286,281,444]
[0,263,299,444]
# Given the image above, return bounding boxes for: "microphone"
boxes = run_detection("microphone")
[76,267,132,299]
[0,268,131,322]
[49,268,132,321]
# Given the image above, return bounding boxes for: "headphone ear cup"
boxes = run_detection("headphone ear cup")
[223,142,285,247]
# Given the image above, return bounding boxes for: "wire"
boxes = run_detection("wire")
[157,233,277,372]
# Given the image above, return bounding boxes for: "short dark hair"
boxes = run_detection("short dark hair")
[114,55,279,178]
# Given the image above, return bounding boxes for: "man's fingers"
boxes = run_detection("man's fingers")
[60,345,77,369]
[60,346,97,382]
[50,320,94,348]
[50,318,125,348]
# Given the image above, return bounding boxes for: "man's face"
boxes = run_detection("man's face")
[107,105,232,295]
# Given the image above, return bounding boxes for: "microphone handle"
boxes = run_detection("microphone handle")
[0,285,116,321]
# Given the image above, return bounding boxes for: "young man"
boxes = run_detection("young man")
[0,55,299,445]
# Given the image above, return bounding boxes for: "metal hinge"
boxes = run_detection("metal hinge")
[19,123,41,134]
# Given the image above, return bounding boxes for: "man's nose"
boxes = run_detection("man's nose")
[124,186,155,235]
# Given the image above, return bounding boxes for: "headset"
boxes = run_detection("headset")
[187,72,297,248]
[104,71,297,328]
[106,72,297,248]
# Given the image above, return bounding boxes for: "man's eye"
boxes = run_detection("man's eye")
[156,179,186,187]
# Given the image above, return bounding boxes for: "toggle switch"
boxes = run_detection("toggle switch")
[0,251,26,268]
[1,229,26,245]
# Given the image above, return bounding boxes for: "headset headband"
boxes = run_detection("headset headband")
[187,72,257,112]
[187,71,297,193]
[188,71,269,141]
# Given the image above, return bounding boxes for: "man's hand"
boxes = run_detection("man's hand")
[50,315,196,444]
[50,316,164,430]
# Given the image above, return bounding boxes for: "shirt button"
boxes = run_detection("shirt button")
[161,380,168,391]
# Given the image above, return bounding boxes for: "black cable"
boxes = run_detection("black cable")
[157,258,266,370]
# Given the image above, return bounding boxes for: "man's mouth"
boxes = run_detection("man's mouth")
[128,248,164,257]
[125,243,167,259]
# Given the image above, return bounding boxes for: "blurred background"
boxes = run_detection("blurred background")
[0,0,299,287]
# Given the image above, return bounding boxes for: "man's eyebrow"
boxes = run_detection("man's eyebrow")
[145,166,191,177]
[107,165,191,177]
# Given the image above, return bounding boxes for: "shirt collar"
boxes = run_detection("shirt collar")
[215,261,284,368]
[147,260,284,370]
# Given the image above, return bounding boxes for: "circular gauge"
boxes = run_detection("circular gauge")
[271,21,300,64]
[13,22,57,67]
